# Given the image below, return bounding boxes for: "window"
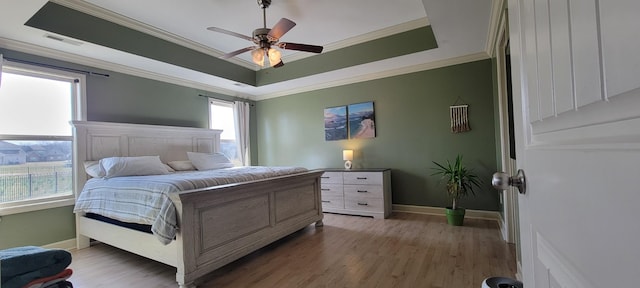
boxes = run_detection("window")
[209,99,242,166]
[0,61,85,214]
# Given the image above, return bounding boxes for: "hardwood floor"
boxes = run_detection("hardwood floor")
[68,212,516,288]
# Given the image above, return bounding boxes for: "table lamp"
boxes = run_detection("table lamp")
[343,150,353,169]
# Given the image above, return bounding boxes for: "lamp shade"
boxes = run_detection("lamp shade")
[267,48,282,67]
[342,150,353,161]
[251,49,265,67]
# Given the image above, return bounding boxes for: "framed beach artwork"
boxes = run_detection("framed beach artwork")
[348,102,376,139]
[324,106,348,141]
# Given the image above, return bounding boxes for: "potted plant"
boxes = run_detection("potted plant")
[431,154,481,226]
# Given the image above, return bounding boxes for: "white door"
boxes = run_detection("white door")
[507,0,640,287]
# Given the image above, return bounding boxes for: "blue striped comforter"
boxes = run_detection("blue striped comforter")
[74,166,307,244]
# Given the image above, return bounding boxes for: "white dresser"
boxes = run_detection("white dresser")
[320,169,391,219]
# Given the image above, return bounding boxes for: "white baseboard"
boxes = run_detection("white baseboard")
[42,238,77,251]
[392,204,502,222]
[499,214,508,241]
[516,261,523,281]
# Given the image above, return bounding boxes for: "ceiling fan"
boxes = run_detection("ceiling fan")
[207,0,323,68]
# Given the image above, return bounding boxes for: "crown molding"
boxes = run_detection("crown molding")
[1,36,489,103]
[486,0,506,57]
[50,0,257,70]
[3,1,487,103]
[0,37,251,99]
[325,17,430,52]
[283,17,430,63]
[51,0,428,68]
[255,51,490,101]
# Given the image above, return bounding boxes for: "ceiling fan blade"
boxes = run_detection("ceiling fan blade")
[207,27,253,41]
[278,42,323,53]
[267,18,296,40]
[222,47,255,59]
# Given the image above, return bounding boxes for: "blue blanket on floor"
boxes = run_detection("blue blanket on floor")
[0,246,72,288]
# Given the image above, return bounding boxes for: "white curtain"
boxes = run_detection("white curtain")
[233,101,251,166]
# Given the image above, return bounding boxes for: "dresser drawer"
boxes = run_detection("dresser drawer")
[343,185,383,198]
[321,172,343,184]
[321,193,344,210]
[321,184,343,195]
[344,196,384,212]
[343,172,383,185]
[320,184,343,210]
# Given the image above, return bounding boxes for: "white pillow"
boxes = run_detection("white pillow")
[84,161,105,178]
[164,163,175,172]
[187,152,234,170]
[100,156,169,178]
[167,160,196,171]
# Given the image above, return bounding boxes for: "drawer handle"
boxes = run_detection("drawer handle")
[356,177,368,180]
[357,202,368,206]
[357,190,368,193]
[321,176,330,179]
[321,188,331,191]
[322,200,330,203]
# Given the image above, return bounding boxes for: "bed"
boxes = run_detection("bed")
[71,121,324,288]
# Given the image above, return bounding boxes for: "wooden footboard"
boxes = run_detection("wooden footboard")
[76,170,323,288]
[171,170,324,287]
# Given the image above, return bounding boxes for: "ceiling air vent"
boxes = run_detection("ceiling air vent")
[44,34,83,46]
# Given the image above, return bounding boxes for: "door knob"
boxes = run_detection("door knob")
[492,169,527,194]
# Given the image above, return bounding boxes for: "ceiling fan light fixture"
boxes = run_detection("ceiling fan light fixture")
[267,48,282,67]
[207,0,322,69]
[251,48,265,67]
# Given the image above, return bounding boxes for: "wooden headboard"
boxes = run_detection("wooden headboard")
[71,121,222,197]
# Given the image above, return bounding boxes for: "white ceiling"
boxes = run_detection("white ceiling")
[0,0,497,100]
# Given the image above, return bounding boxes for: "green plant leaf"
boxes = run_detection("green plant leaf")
[430,154,482,208]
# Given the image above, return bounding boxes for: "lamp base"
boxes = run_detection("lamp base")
[344,160,352,169]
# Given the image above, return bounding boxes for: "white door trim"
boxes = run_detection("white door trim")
[495,10,519,245]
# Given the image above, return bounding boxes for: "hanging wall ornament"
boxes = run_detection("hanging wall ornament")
[449,104,471,133]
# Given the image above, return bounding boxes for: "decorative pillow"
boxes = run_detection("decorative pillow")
[100,156,169,178]
[167,160,196,171]
[187,152,234,170]
[164,163,175,172]
[84,161,105,178]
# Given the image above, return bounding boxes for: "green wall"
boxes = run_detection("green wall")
[0,206,75,249]
[256,59,500,210]
[0,48,257,249]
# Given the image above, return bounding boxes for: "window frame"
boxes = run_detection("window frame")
[208,98,241,165]
[0,60,86,216]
